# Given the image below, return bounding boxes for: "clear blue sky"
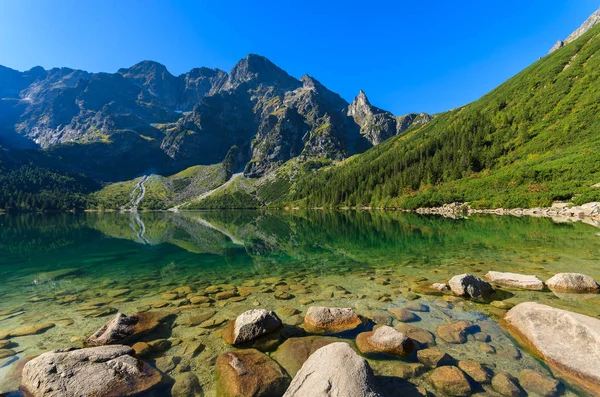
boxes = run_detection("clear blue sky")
[0,1,598,114]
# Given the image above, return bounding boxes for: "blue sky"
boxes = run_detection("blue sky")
[0,1,598,114]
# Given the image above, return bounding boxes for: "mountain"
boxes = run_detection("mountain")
[348,89,432,145]
[0,55,427,185]
[289,13,600,210]
[549,9,600,53]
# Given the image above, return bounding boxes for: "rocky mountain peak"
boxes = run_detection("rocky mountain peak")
[549,8,600,53]
[222,54,299,92]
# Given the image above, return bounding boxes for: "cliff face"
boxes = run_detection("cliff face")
[0,55,429,181]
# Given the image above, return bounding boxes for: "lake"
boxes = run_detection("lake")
[1,210,599,396]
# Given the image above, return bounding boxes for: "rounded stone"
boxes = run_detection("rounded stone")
[546,273,599,293]
[429,366,472,396]
[355,326,415,357]
[492,372,524,397]
[303,307,362,334]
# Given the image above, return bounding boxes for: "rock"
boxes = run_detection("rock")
[274,291,294,300]
[356,326,415,357]
[484,271,544,290]
[172,373,204,397]
[492,372,524,397]
[449,274,494,298]
[215,349,290,397]
[283,342,382,397]
[518,369,562,397]
[387,308,419,322]
[417,348,454,368]
[303,307,362,334]
[371,314,393,326]
[179,340,205,358]
[545,273,599,293]
[504,302,600,394]
[395,323,436,347]
[180,311,216,327]
[490,300,515,310]
[132,341,151,356]
[458,361,492,384]
[272,336,340,377]
[189,296,211,304]
[0,349,16,359]
[216,290,239,300]
[20,345,162,397]
[155,356,177,373]
[0,322,55,339]
[404,302,429,312]
[161,292,179,301]
[432,283,450,292]
[479,342,496,354]
[392,362,426,379]
[429,366,472,396]
[223,309,282,345]
[437,321,474,344]
[85,311,173,346]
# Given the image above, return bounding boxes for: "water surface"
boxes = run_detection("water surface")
[1,211,599,395]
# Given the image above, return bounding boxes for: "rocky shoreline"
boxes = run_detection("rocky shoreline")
[6,270,600,396]
[414,202,600,225]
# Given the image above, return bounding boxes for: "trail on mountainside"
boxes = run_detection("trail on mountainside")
[170,172,243,211]
[126,175,149,212]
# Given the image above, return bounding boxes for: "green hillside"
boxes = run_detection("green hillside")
[92,163,229,210]
[288,24,600,209]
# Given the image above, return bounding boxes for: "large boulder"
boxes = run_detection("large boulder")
[504,302,600,394]
[303,307,362,334]
[484,271,544,290]
[545,273,599,293]
[215,349,290,397]
[20,345,162,397]
[223,309,282,345]
[272,336,340,377]
[86,311,174,346]
[448,274,494,299]
[283,342,382,397]
[355,326,414,357]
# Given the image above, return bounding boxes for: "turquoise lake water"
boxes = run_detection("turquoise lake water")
[0,211,599,395]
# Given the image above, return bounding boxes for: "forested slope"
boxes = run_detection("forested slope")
[290,24,600,209]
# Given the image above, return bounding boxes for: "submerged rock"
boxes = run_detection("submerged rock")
[223,309,282,345]
[171,372,203,397]
[484,271,544,290]
[0,323,55,340]
[283,342,382,397]
[417,348,454,368]
[356,326,415,357]
[303,307,362,334]
[518,369,562,397]
[215,349,290,397]
[491,372,524,397]
[85,311,174,346]
[545,273,599,293]
[272,336,340,377]
[20,345,162,397]
[458,361,492,384]
[437,321,475,344]
[429,366,472,396]
[449,274,494,299]
[504,302,600,394]
[395,323,436,347]
[387,308,419,322]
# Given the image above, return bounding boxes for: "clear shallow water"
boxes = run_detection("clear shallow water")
[0,211,599,396]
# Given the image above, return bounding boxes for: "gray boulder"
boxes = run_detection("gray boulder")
[223,309,282,345]
[20,345,162,397]
[504,302,600,395]
[545,273,599,293]
[283,342,382,397]
[484,271,544,290]
[448,274,494,298]
[86,311,174,346]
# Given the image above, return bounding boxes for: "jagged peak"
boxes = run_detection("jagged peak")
[118,60,173,80]
[223,53,299,91]
[351,89,371,107]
